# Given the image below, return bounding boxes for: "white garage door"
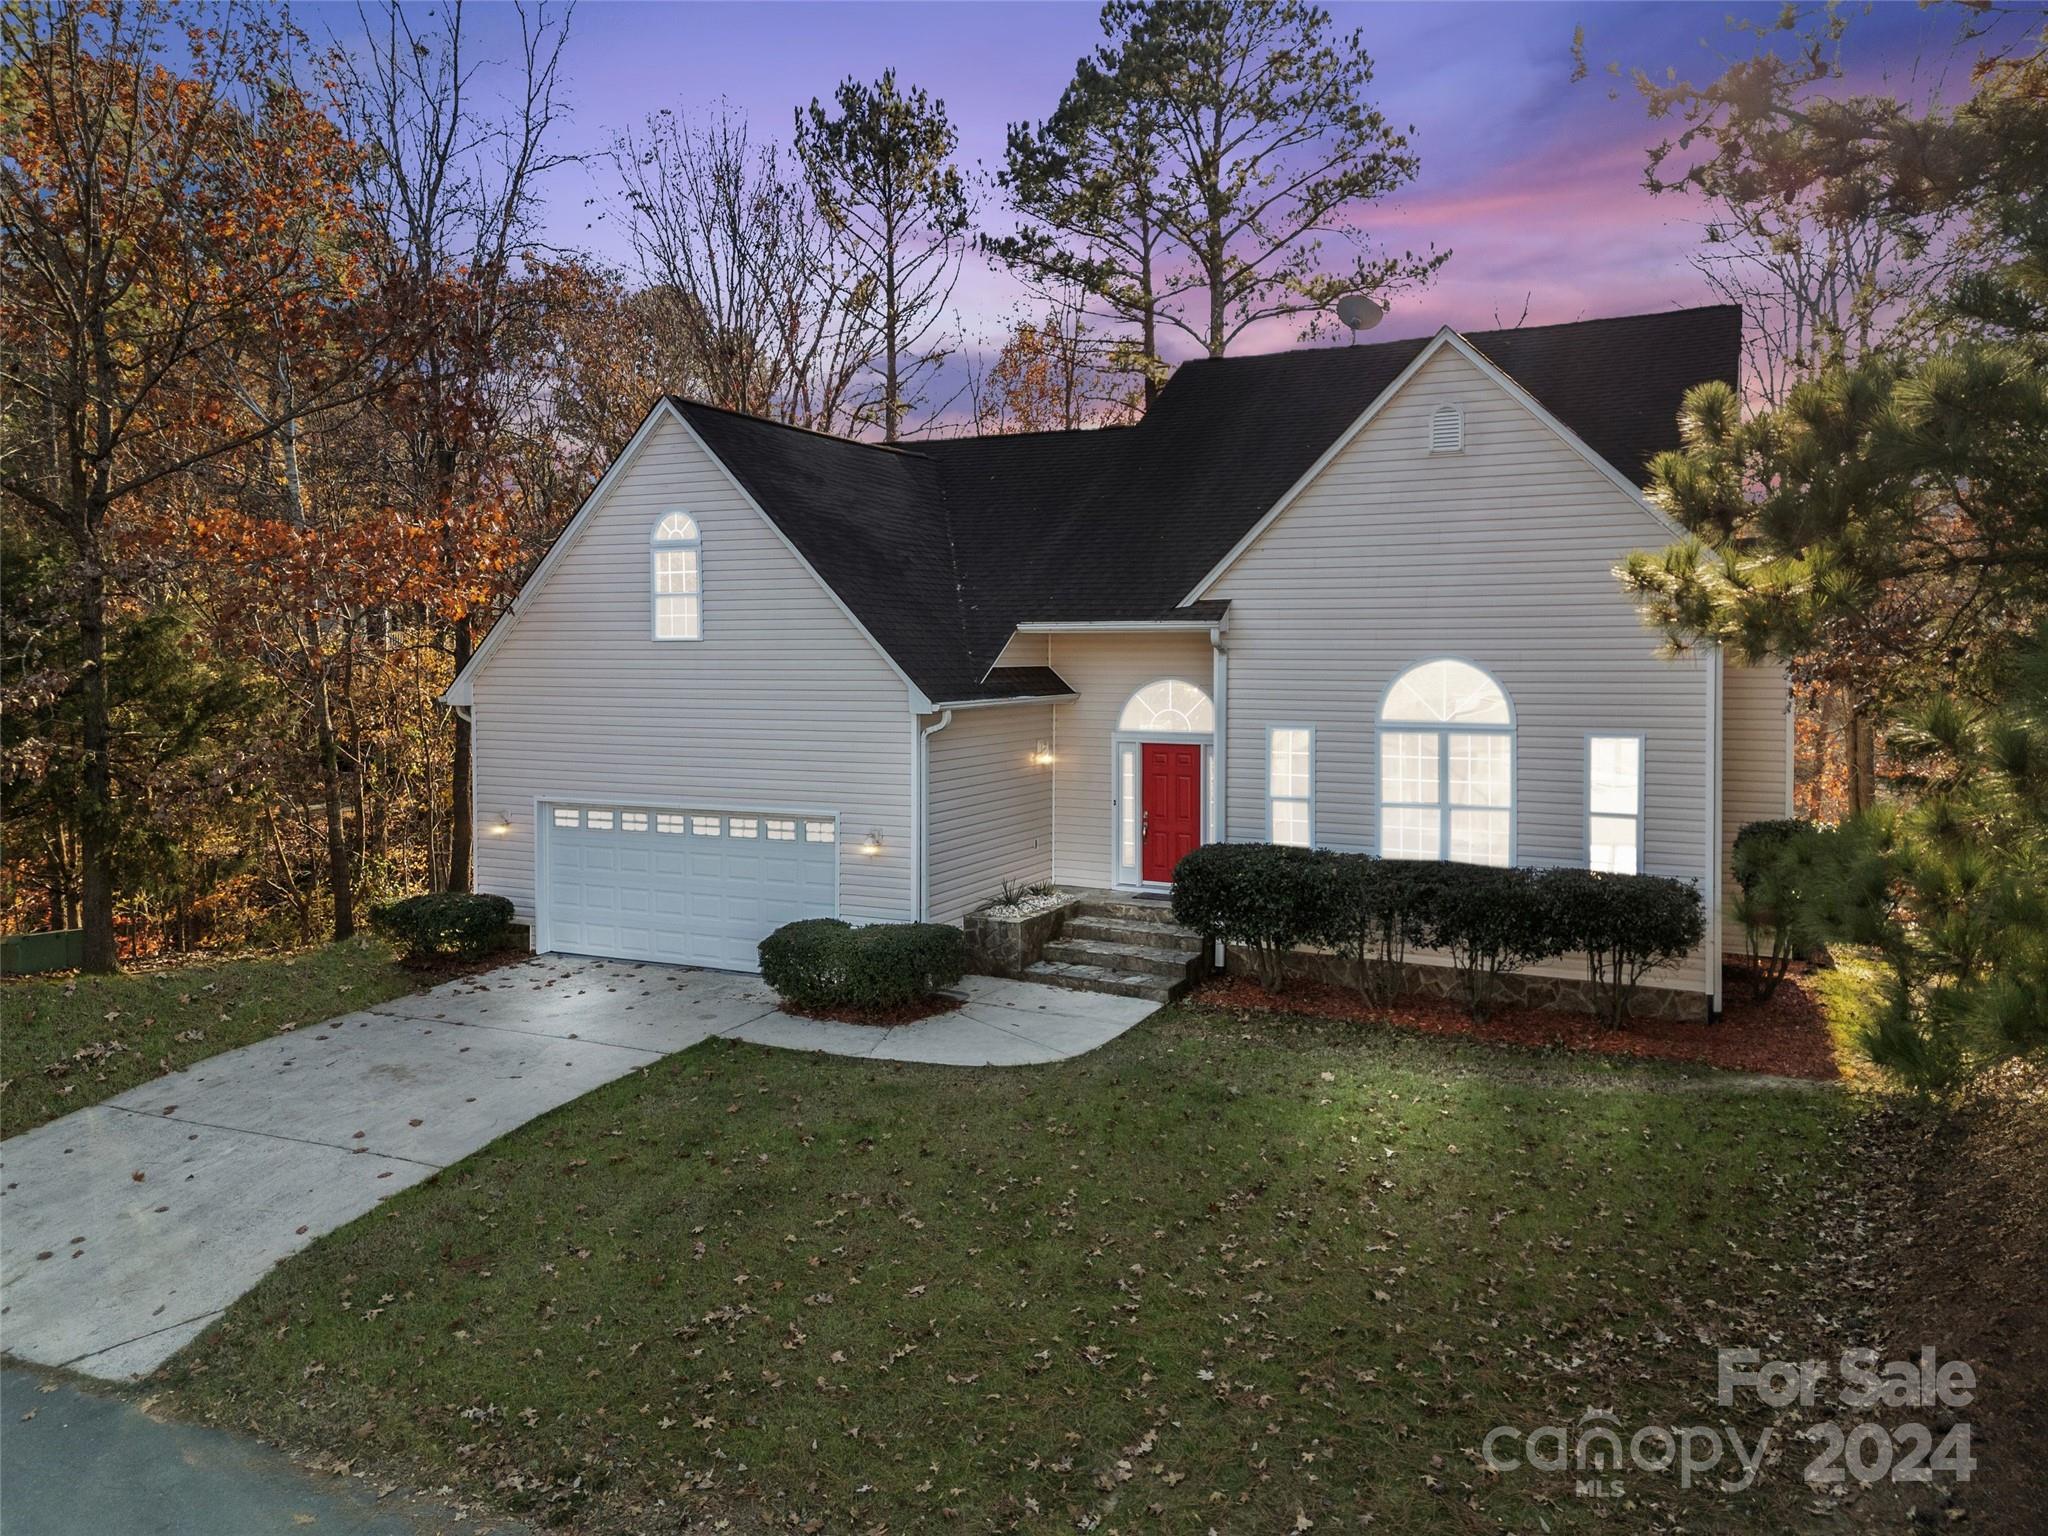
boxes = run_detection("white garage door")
[539,804,838,971]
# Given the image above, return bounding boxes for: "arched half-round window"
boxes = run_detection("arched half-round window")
[652,513,701,640]
[1119,679,1214,735]
[1378,659,1513,865]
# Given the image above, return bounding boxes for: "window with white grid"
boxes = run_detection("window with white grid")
[656,813,686,834]
[765,818,796,841]
[1377,660,1514,866]
[804,820,836,843]
[691,815,721,836]
[728,817,758,838]
[1267,726,1314,847]
[652,512,702,641]
[621,811,648,833]
[1588,735,1644,873]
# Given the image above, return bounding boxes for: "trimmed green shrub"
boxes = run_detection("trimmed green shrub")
[1318,855,1432,1007]
[1730,817,1821,1000]
[1409,863,1563,1021]
[758,918,966,1012]
[1541,868,1706,1028]
[1170,842,1339,991]
[369,892,515,961]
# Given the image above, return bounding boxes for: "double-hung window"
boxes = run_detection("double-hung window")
[1377,659,1514,866]
[1267,727,1314,847]
[1587,734,1644,873]
[652,512,702,640]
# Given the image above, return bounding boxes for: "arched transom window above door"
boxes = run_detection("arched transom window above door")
[1119,679,1214,734]
[1378,659,1514,866]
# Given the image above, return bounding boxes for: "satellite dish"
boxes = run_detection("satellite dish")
[1336,293,1386,342]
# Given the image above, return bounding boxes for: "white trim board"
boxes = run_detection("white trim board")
[443,398,933,712]
[1012,619,1224,634]
[1180,328,1691,604]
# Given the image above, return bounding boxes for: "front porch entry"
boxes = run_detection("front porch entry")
[1110,679,1216,891]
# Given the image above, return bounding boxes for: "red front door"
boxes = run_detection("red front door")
[1141,743,1202,883]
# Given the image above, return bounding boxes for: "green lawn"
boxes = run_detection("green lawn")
[1,938,424,1139]
[161,1004,1857,1534]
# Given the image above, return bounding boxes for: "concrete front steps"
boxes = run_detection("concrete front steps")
[1024,896,1210,1004]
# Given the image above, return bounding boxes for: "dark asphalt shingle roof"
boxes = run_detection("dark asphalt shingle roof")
[671,305,1739,703]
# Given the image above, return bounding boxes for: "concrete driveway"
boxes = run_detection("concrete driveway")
[1,958,1153,1383]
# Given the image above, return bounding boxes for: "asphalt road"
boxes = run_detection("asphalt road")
[0,1368,528,1536]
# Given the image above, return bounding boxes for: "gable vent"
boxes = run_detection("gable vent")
[1428,403,1465,454]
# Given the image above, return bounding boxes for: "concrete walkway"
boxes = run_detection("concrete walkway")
[1,958,1153,1383]
[0,1366,529,1535]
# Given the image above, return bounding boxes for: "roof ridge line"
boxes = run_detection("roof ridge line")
[666,396,933,457]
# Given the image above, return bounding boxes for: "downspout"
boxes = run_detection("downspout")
[1209,625,1229,845]
[915,708,954,921]
[1210,624,1230,970]
[1705,647,1724,1018]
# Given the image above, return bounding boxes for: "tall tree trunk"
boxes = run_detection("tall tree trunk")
[1848,704,1879,814]
[77,547,118,971]
[446,615,474,893]
[313,663,354,940]
[882,231,901,442]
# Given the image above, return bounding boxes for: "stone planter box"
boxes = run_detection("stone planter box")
[1223,944,1710,1023]
[962,893,1081,979]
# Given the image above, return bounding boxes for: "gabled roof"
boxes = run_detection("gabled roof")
[462,305,1740,708]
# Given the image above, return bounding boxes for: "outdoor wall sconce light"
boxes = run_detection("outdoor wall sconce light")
[860,831,885,856]
[1031,742,1055,767]
[489,812,513,836]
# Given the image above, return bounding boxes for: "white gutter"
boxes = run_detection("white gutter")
[1013,619,1219,634]
[914,708,954,920]
[926,692,1077,712]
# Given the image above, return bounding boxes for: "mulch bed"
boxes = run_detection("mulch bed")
[779,994,966,1028]
[1189,967,1840,1079]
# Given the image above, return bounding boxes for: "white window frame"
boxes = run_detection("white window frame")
[651,512,702,642]
[1266,725,1315,847]
[1375,658,1516,866]
[1586,732,1646,874]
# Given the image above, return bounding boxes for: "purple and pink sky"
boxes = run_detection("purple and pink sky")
[310,1,1978,361]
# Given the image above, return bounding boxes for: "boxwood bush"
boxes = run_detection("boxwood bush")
[1170,842,1338,991]
[369,892,515,961]
[1172,843,1708,1023]
[758,918,966,1012]
[1319,855,1434,1006]
[1411,862,1565,1021]
[1541,868,1705,1028]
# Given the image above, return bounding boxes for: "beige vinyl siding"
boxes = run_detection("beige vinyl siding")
[989,631,1050,669]
[1721,659,1794,919]
[470,413,917,927]
[1207,344,1712,993]
[924,704,1057,923]
[1046,632,1213,889]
